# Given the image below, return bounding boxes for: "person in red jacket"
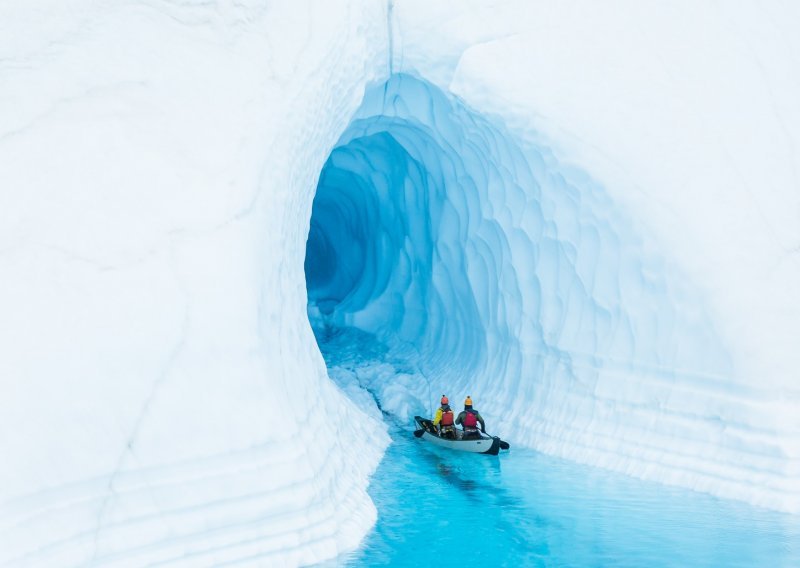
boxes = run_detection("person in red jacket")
[433,395,456,439]
[456,396,486,439]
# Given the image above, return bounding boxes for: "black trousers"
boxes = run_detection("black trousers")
[440,427,456,439]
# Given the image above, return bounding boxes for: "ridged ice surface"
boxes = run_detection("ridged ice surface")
[2,1,800,566]
[307,72,800,513]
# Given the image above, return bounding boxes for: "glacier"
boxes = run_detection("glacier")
[1,0,799,565]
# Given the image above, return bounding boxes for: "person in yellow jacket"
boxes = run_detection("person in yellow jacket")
[433,395,456,439]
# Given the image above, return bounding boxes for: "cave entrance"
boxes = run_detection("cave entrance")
[302,74,525,420]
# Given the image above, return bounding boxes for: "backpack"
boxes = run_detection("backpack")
[441,410,454,426]
[463,411,478,428]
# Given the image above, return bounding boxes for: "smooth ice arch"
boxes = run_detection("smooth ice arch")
[306,74,796,512]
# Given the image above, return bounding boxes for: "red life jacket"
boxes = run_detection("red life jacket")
[440,409,454,426]
[463,411,478,428]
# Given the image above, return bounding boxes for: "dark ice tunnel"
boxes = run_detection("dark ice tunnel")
[303,74,529,386]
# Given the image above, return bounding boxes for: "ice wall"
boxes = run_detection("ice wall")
[2,1,799,566]
[306,72,799,512]
[0,1,391,565]
[305,0,800,513]
[419,1,799,511]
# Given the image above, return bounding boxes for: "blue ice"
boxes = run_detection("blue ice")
[304,73,796,563]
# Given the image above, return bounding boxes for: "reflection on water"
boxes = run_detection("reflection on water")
[328,425,799,567]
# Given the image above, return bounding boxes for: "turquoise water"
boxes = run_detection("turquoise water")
[312,325,798,567]
[335,426,798,567]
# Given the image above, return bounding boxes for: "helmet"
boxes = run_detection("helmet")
[441,395,449,405]
[464,396,473,406]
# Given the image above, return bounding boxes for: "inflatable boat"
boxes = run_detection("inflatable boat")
[413,416,510,455]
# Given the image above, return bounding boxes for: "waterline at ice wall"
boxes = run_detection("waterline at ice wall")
[306,73,799,512]
[2,1,800,566]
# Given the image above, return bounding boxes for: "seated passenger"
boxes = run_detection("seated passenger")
[456,396,486,439]
[433,395,456,439]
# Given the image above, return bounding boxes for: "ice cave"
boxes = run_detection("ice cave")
[1,1,799,566]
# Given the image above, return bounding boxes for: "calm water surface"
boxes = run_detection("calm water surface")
[313,326,798,567]
[330,425,798,567]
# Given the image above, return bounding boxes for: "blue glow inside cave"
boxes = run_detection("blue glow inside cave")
[302,76,795,567]
[305,74,530,385]
[305,73,731,440]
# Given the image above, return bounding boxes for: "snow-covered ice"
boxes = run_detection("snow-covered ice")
[1,0,799,565]
[0,1,391,565]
